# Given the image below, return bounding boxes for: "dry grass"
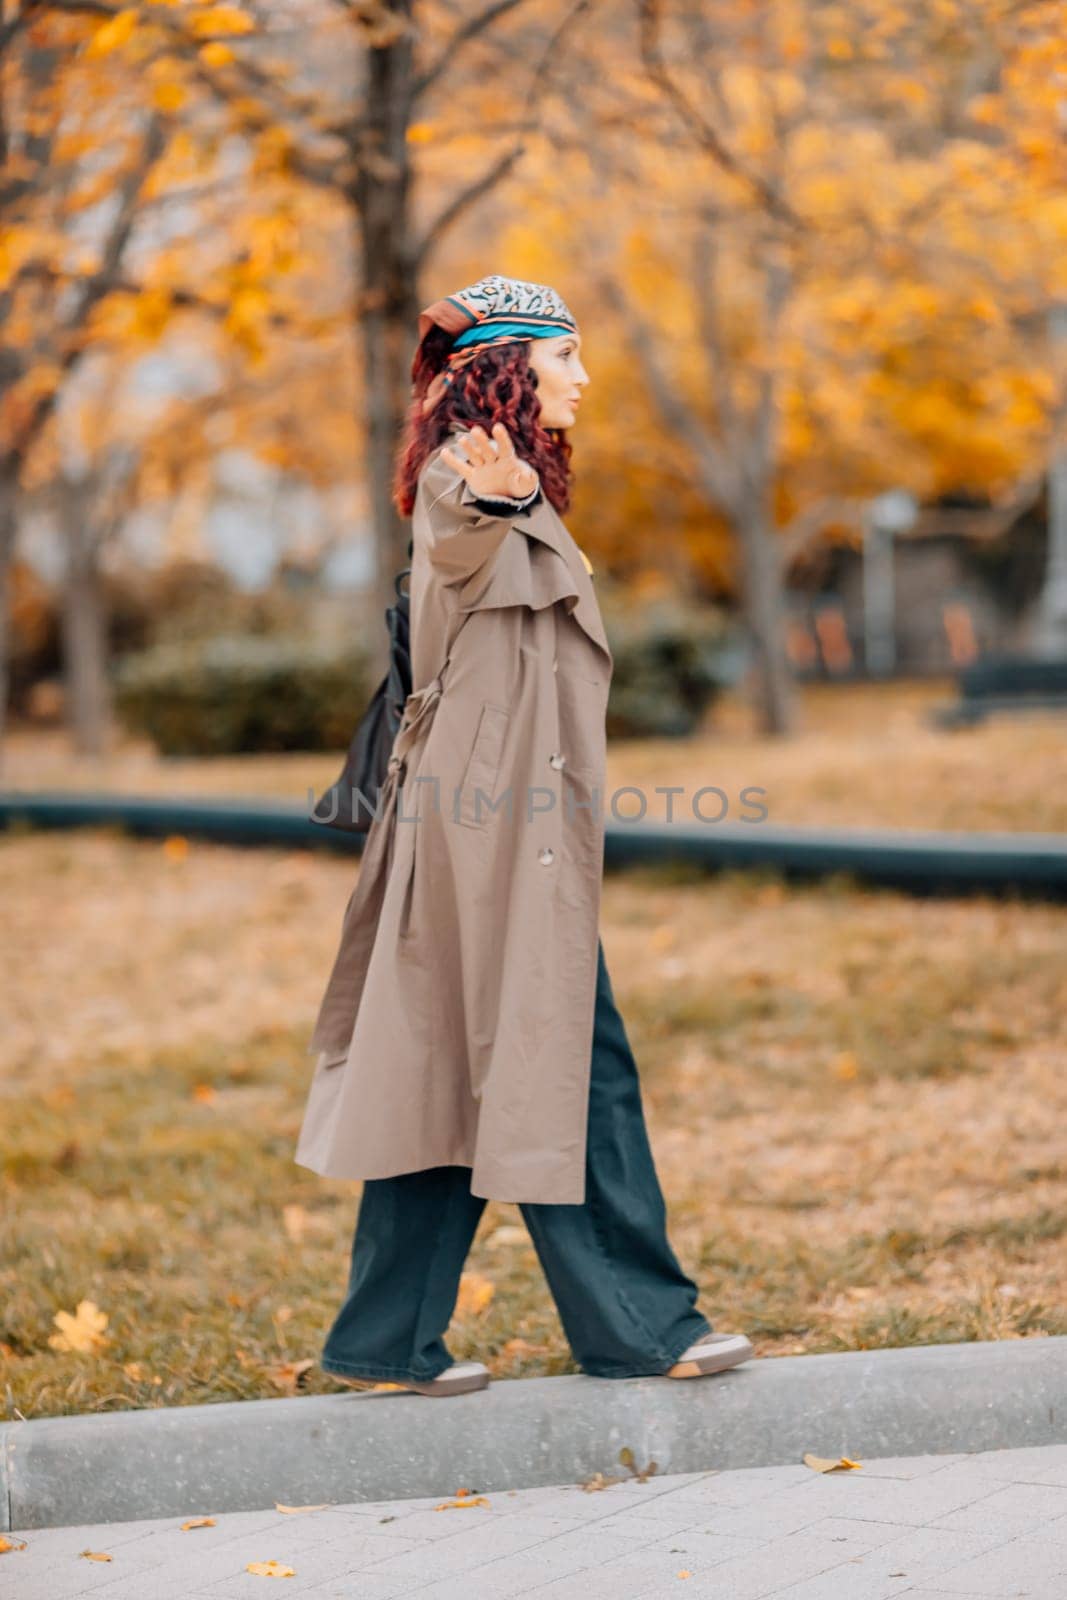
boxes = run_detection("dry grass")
[2,680,1065,1418]
[5,676,1066,831]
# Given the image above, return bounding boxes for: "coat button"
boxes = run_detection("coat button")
[549,751,566,770]
[538,846,555,866]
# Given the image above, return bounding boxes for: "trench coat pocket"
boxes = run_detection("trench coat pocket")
[457,701,511,830]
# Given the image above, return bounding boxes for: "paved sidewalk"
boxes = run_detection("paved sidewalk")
[5,1443,1067,1600]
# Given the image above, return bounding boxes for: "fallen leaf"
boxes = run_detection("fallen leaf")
[434,1496,490,1510]
[455,1271,495,1317]
[0,1536,28,1553]
[79,1550,113,1561]
[282,1205,308,1242]
[48,1300,109,1354]
[803,1452,863,1472]
[581,1471,625,1492]
[678,1573,691,1580]
[263,1359,314,1393]
[619,1445,658,1482]
[275,1503,331,1514]
[192,1084,217,1104]
[246,1559,296,1576]
[180,1517,216,1530]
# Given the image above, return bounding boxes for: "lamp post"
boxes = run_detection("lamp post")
[863,489,918,678]
[1035,303,1067,656]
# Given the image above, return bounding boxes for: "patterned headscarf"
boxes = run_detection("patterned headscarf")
[414,273,578,416]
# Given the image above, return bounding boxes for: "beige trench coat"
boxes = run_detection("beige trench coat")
[294,429,613,1203]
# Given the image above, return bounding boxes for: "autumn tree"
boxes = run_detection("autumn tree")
[0,1,357,758]
[173,0,596,666]
[0,13,168,760]
[503,0,1067,733]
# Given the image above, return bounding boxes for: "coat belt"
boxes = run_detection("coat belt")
[386,673,444,786]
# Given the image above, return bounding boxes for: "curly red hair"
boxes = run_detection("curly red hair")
[393,327,574,519]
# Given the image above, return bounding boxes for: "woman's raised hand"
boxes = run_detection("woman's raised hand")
[440,423,539,503]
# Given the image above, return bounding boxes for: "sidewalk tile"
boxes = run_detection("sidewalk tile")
[930,1481,1067,1539]
[927,1534,1067,1595]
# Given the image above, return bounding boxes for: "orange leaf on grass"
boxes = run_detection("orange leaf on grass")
[455,1271,495,1316]
[48,1300,109,1354]
[264,1358,315,1393]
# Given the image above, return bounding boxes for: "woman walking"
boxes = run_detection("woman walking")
[296,274,755,1395]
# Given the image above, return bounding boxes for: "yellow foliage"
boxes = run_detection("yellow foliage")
[191,6,256,37]
[152,78,188,113]
[85,8,139,57]
[200,41,236,67]
[131,289,176,341]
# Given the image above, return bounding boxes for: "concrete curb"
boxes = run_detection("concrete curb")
[4,790,1067,898]
[4,1337,1064,1532]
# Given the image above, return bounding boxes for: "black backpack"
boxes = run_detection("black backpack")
[310,549,413,835]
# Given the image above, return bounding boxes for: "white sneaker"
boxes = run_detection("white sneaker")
[665,1332,754,1378]
[402,1360,491,1397]
[331,1360,490,1398]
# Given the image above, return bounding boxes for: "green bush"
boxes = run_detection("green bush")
[602,597,737,739]
[113,595,736,757]
[114,634,374,757]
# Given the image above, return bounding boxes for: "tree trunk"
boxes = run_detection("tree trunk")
[735,500,798,736]
[0,465,17,777]
[59,482,113,756]
[355,2,419,685]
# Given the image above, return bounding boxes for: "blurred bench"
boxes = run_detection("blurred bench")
[928,655,1067,729]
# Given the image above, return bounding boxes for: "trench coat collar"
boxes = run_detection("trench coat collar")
[443,429,612,672]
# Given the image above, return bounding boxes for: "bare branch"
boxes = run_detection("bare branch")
[412,141,525,272]
[596,269,741,512]
[412,0,593,270]
[413,0,527,102]
[637,0,804,231]
[692,211,743,458]
[14,114,167,458]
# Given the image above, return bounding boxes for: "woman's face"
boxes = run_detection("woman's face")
[527,331,589,429]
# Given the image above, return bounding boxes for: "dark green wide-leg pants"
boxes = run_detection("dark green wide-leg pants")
[319,937,712,1382]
